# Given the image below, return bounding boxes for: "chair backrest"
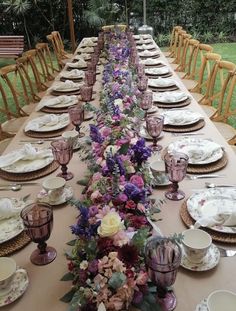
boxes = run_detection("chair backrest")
[36,42,59,81]
[168,26,183,55]
[47,34,63,70]
[0,64,28,119]
[177,33,192,71]
[174,30,187,64]
[51,31,65,54]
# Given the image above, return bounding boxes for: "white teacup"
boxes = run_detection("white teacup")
[42,177,66,203]
[182,228,212,264]
[62,130,79,148]
[207,290,236,311]
[0,257,26,297]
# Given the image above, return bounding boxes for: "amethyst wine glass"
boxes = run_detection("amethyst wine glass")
[51,139,74,180]
[137,63,145,77]
[164,152,189,201]
[138,76,148,93]
[21,203,56,266]
[85,70,96,86]
[145,236,182,311]
[146,115,164,151]
[140,91,153,119]
[80,84,93,102]
[68,105,85,137]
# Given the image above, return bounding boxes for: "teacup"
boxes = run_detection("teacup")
[62,130,79,148]
[207,290,236,311]
[150,160,170,185]
[42,177,66,203]
[182,228,212,264]
[0,257,26,296]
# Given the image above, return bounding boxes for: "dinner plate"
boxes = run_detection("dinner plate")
[141,59,164,66]
[187,188,236,234]
[26,114,70,132]
[139,50,159,58]
[44,96,78,109]
[167,138,223,165]
[52,85,81,93]
[161,110,203,126]
[153,91,188,104]
[137,44,156,50]
[67,62,87,69]
[1,150,54,173]
[148,78,176,88]
[0,198,26,244]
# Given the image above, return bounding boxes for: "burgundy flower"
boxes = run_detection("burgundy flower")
[97,237,117,257]
[67,261,74,271]
[78,269,88,286]
[128,215,148,229]
[118,244,139,266]
[88,259,98,274]
[125,200,136,210]
[132,290,143,305]
[80,303,97,311]
[125,269,135,278]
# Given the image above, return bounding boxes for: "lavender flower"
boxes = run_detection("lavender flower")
[131,138,152,166]
[90,125,104,143]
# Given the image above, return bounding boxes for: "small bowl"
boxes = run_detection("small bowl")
[150,160,170,186]
[207,290,236,311]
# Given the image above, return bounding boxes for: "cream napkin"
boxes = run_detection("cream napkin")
[60,69,85,79]
[0,144,52,168]
[25,113,68,132]
[79,47,94,53]
[139,50,158,57]
[137,44,156,50]
[67,58,87,68]
[82,38,96,47]
[145,67,169,75]
[161,110,202,125]
[148,78,176,87]
[0,198,21,220]
[36,95,77,111]
[141,58,160,65]
[153,91,187,103]
[52,80,81,91]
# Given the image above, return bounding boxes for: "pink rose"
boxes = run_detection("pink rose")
[136,271,149,285]
[101,127,112,137]
[130,175,144,189]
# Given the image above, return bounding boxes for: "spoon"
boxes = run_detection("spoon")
[205,182,236,189]
[0,182,39,191]
[19,140,44,145]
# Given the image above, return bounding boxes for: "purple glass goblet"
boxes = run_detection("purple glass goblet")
[85,70,96,86]
[21,203,56,266]
[164,152,189,201]
[80,84,93,102]
[51,139,74,180]
[146,115,164,151]
[87,61,97,72]
[140,90,153,119]
[145,236,182,311]
[68,105,85,137]
[137,63,145,77]
[138,76,148,93]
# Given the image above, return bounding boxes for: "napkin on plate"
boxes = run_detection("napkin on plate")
[0,198,21,220]
[148,78,175,87]
[139,50,157,57]
[60,69,85,79]
[82,38,96,47]
[0,144,52,168]
[25,113,68,132]
[36,95,77,111]
[141,58,159,65]
[161,110,202,125]
[79,47,94,53]
[145,67,169,75]
[153,91,187,102]
[52,80,81,91]
[67,58,87,68]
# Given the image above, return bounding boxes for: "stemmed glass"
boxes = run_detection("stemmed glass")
[68,105,85,137]
[51,139,74,180]
[20,203,56,266]
[146,115,164,151]
[164,152,189,200]
[85,70,96,86]
[138,76,148,93]
[140,91,153,119]
[80,84,93,103]
[145,236,182,311]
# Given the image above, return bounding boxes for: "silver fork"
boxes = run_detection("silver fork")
[217,246,236,257]
[186,174,226,180]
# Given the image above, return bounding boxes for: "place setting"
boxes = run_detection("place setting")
[80,38,97,47]
[161,109,205,132]
[50,80,82,96]
[152,91,191,108]
[66,58,88,70]
[136,43,157,51]
[141,58,167,67]
[24,113,71,138]
[77,46,94,54]
[59,69,85,82]
[36,95,78,114]
[73,53,91,61]
[138,49,160,59]
[145,66,173,78]
[148,77,179,92]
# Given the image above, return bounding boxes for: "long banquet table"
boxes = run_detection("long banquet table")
[1,36,236,311]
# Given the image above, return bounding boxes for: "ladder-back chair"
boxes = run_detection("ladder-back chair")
[36,43,59,81]
[163,26,183,57]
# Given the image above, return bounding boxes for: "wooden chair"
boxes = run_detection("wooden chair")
[163,26,183,57]
[170,33,192,70]
[166,29,187,65]
[36,43,59,81]
[181,44,214,91]
[0,66,29,134]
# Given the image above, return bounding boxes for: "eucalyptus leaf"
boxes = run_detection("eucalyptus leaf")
[77,179,89,186]
[60,272,74,281]
[108,272,126,290]
[66,239,77,246]
[60,288,76,303]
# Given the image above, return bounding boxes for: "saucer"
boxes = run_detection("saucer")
[37,186,73,206]
[181,244,220,272]
[153,174,171,187]
[195,298,208,311]
[0,269,29,307]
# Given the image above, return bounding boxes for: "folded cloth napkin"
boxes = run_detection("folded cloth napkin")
[137,44,156,50]
[141,58,159,65]
[0,198,21,220]
[161,110,202,125]
[25,113,68,132]
[52,80,81,91]
[145,67,169,75]
[82,38,96,47]
[0,144,52,168]
[79,46,94,53]
[168,139,222,164]
[79,53,91,60]
[139,50,158,57]
[153,91,187,103]
[67,58,87,68]
[60,69,85,79]
[148,78,175,88]
[36,95,77,111]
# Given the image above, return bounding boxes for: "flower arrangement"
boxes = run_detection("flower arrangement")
[61,28,166,311]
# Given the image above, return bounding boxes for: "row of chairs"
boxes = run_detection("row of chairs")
[164,26,236,145]
[0,31,72,153]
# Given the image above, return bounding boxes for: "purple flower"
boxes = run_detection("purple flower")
[90,125,104,143]
[131,138,152,166]
[88,259,98,274]
[89,206,99,217]
[132,290,143,305]
[124,183,146,203]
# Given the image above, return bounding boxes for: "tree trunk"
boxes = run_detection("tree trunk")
[23,15,31,48]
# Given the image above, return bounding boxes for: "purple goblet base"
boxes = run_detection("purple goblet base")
[157,291,177,311]
[165,189,185,201]
[57,171,74,181]
[30,246,57,266]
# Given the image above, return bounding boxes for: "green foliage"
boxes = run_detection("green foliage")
[108,272,127,290]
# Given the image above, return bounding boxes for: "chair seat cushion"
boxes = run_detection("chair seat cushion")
[213,121,236,141]
[2,117,29,135]
[181,78,198,91]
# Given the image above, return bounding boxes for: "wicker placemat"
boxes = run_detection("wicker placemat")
[60,77,83,82]
[24,124,73,138]
[0,231,31,256]
[163,119,205,133]
[0,161,60,182]
[154,97,191,108]
[41,106,71,114]
[180,200,236,243]
[146,72,173,78]
[51,89,80,96]
[140,54,160,59]
[149,85,179,92]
